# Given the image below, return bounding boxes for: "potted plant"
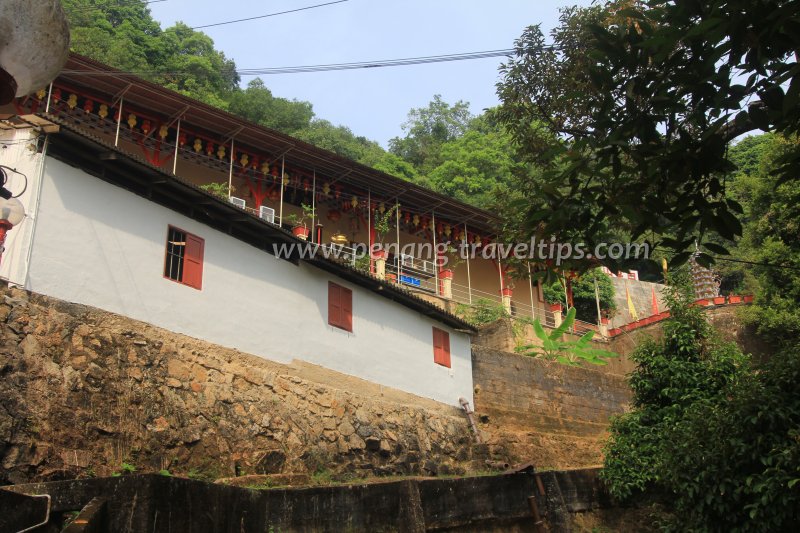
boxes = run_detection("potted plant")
[371,205,398,279]
[284,203,314,240]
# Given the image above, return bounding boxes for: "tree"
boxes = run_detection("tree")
[228,78,314,134]
[389,95,473,171]
[497,0,800,265]
[426,115,522,207]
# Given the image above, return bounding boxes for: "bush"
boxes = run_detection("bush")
[602,273,800,531]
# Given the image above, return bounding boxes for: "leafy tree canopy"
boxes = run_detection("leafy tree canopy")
[497,0,800,267]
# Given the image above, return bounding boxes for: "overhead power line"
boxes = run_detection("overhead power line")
[190,0,350,30]
[61,47,525,77]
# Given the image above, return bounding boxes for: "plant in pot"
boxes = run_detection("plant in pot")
[284,203,314,240]
[371,205,398,279]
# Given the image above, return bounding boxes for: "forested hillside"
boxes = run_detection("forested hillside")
[61,0,517,211]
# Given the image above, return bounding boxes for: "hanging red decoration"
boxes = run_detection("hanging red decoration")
[205,141,214,156]
[271,165,280,177]
[327,209,341,222]
[83,99,93,113]
[178,132,187,146]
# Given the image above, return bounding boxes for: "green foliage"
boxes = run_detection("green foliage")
[199,182,233,199]
[570,269,616,322]
[596,274,800,531]
[228,78,314,134]
[63,1,239,107]
[496,0,800,263]
[658,347,800,531]
[455,298,508,326]
[542,280,565,305]
[112,462,137,476]
[389,95,473,170]
[158,469,173,477]
[516,307,619,366]
[372,205,399,245]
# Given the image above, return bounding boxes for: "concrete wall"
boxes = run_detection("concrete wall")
[20,155,472,406]
[472,346,631,437]
[610,276,666,328]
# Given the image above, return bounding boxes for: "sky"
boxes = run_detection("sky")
[149,0,592,147]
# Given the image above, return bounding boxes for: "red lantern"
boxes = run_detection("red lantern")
[271,165,280,177]
[206,141,214,156]
[178,132,187,146]
[141,120,151,135]
[83,99,93,113]
[327,209,341,222]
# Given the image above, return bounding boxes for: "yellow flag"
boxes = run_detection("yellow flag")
[626,281,639,321]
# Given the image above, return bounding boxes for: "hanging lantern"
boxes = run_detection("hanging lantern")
[302,178,310,191]
[66,93,77,110]
[327,209,341,222]
[473,233,481,245]
[83,99,93,113]
[98,104,108,119]
[334,185,342,199]
[378,202,386,215]
[205,141,214,156]
[351,195,359,209]
[444,224,451,237]
[412,214,420,227]
[141,120,152,136]
[250,156,259,170]
[322,182,331,195]
[271,165,280,177]
[158,125,169,140]
[52,88,61,102]
[403,211,411,224]
[240,153,249,167]
[261,161,270,174]
[282,172,290,186]
[0,0,70,105]
[127,113,137,130]
[178,132,187,146]
[217,144,226,160]
[36,88,46,100]
[193,138,202,153]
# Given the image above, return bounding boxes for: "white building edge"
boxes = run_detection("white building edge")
[0,125,475,407]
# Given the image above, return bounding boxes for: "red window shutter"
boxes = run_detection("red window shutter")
[329,282,353,332]
[342,286,353,332]
[433,327,451,368]
[183,234,204,290]
[328,282,342,328]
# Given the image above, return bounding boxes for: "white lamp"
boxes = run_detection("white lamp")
[0,197,25,263]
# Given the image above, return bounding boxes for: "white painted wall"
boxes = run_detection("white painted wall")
[25,156,473,406]
[0,128,47,286]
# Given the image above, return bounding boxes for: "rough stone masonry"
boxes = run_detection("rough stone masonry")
[0,282,488,484]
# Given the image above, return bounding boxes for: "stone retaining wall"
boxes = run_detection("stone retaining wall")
[0,283,485,484]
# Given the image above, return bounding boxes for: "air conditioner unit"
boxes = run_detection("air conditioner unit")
[229,196,246,209]
[259,205,276,223]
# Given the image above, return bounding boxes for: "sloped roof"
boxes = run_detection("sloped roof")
[55,53,500,237]
[44,115,477,332]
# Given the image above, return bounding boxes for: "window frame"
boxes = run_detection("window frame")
[163,225,204,290]
[328,281,353,332]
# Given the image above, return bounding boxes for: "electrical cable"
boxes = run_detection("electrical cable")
[61,47,526,78]
[190,0,350,30]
